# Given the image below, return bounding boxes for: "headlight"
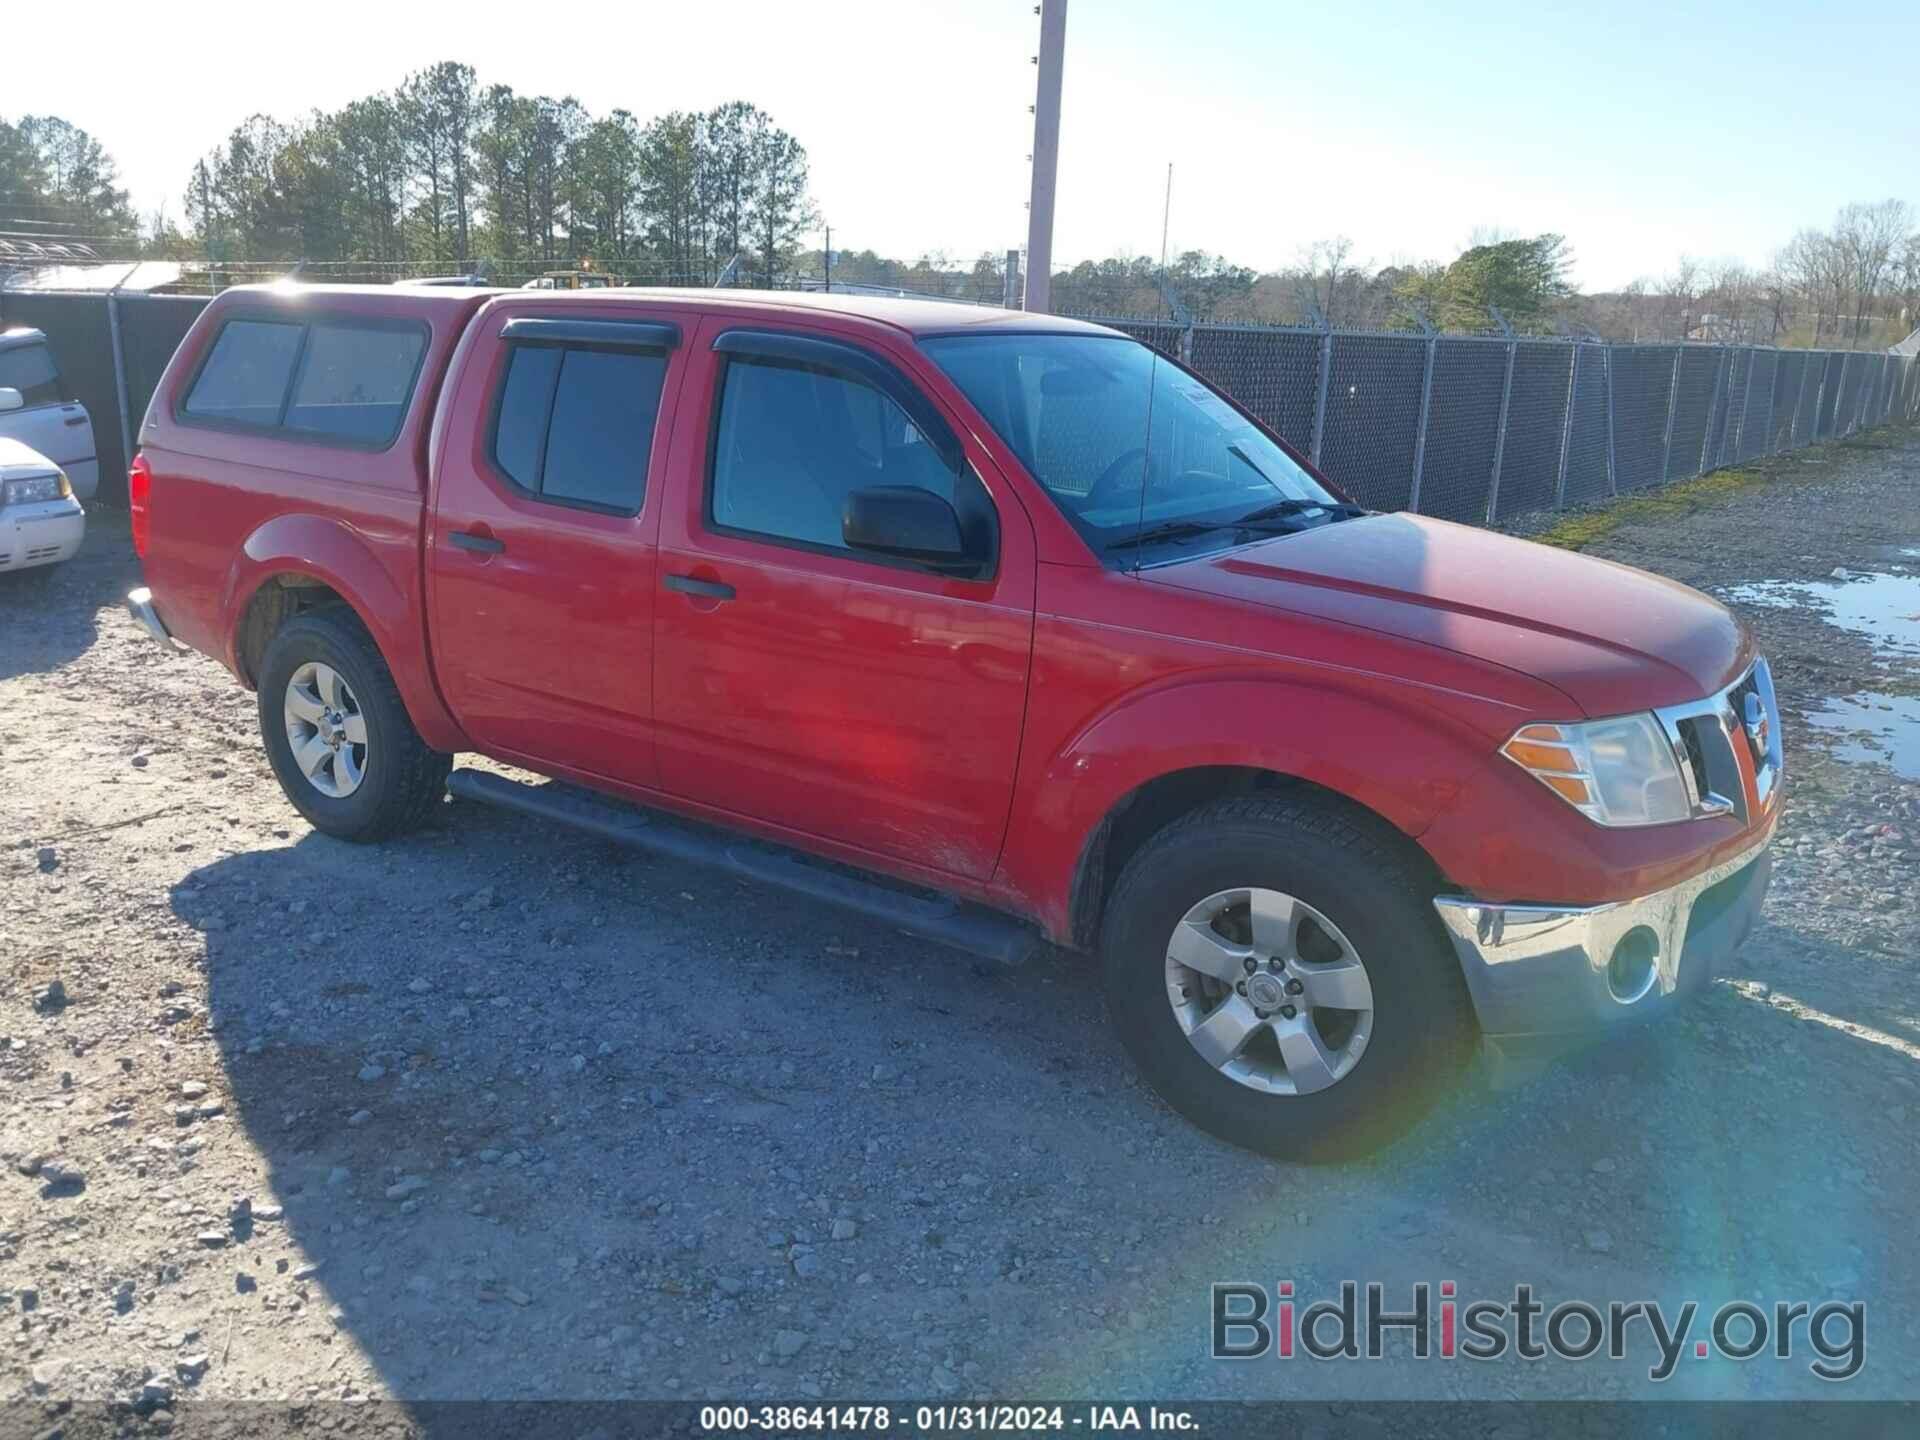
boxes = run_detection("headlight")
[1502,714,1691,827]
[3,471,71,506]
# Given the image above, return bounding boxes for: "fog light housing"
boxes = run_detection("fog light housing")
[1607,926,1661,1004]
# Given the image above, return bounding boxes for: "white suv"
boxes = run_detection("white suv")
[0,328,99,501]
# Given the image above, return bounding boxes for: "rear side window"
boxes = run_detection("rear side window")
[180,315,426,447]
[0,342,63,407]
[284,323,428,444]
[182,320,303,427]
[489,343,667,514]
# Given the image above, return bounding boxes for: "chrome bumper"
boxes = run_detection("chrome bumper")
[1432,822,1774,1038]
[127,586,183,650]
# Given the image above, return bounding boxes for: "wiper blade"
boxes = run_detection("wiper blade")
[1235,497,1369,527]
[1104,519,1238,552]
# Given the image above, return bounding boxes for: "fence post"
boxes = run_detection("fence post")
[1699,348,1727,474]
[1743,349,1758,462]
[1659,346,1682,483]
[1485,338,1517,523]
[1792,353,1811,447]
[105,288,136,489]
[1604,346,1619,496]
[1407,333,1438,513]
[1310,328,1333,466]
[1552,343,1577,508]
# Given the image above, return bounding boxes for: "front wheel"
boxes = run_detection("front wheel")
[1101,794,1474,1159]
[257,609,451,842]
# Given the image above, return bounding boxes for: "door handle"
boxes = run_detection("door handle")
[664,574,735,601]
[64,414,87,427]
[449,530,506,555]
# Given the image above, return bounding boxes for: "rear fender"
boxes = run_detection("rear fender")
[226,513,466,753]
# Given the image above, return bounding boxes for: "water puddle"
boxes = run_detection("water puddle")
[1721,569,1920,655]
[1803,693,1920,779]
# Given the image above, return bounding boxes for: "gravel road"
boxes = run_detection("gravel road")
[5,424,1918,1423]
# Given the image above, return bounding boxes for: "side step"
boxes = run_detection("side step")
[445,768,1045,967]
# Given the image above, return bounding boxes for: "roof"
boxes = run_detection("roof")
[1,262,186,293]
[217,282,1122,341]
[0,435,62,480]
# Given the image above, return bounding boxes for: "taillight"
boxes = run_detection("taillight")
[129,453,152,558]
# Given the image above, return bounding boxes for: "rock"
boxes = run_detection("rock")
[180,1080,209,1100]
[230,1195,253,1222]
[773,1329,810,1359]
[504,1286,532,1306]
[326,1166,350,1187]
[357,1063,387,1083]
[1590,1158,1616,1174]
[384,1175,429,1201]
[831,1219,859,1241]
[33,979,68,1012]
[39,1159,85,1194]
[871,1063,898,1082]
[792,1250,822,1278]
[407,977,433,993]
[292,1263,321,1281]
[347,1109,373,1128]
[176,1354,211,1382]
[646,1086,672,1109]
[254,1203,283,1221]
[197,1230,229,1248]
[1585,1229,1613,1254]
[36,846,58,872]
[463,886,495,912]
[29,1358,68,1393]
[716,1276,745,1296]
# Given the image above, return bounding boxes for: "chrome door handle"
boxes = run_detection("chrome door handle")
[449,531,505,555]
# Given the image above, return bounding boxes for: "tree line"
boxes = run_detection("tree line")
[165,63,816,283]
[0,115,138,256]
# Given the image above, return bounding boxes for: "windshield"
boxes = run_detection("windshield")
[922,332,1353,564]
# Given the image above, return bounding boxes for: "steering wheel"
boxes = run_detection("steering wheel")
[1084,448,1149,510]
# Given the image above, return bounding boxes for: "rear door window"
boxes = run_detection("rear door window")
[489,341,669,515]
[284,322,428,445]
[0,342,63,408]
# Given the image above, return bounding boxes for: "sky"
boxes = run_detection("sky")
[7,0,1916,290]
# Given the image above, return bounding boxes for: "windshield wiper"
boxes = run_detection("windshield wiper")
[1234,496,1369,527]
[1103,519,1240,553]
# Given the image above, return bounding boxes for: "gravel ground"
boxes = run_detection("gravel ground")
[4,425,1919,1423]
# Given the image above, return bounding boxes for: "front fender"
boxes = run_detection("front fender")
[227,511,466,753]
[996,674,1507,941]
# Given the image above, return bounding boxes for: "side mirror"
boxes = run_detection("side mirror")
[843,485,979,575]
[0,387,23,413]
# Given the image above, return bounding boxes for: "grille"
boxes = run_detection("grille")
[1656,657,1780,825]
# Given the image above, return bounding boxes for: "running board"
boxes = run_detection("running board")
[445,768,1044,967]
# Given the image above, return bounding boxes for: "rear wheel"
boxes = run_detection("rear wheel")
[257,610,450,841]
[1101,794,1474,1159]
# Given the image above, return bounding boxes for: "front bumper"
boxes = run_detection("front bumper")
[1432,820,1774,1038]
[0,498,84,572]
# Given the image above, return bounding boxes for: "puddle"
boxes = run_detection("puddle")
[1804,693,1920,779]
[1721,569,1920,655]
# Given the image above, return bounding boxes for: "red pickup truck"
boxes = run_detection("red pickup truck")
[125,285,1780,1157]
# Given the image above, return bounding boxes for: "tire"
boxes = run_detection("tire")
[256,608,451,842]
[1101,793,1474,1160]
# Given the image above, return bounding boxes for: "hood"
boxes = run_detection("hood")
[0,435,63,482]
[1145,513,1749,716]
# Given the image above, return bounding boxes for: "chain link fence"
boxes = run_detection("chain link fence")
[1079,311,1919,524]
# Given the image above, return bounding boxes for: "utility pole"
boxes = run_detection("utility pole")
[1159,162,1173,275]
[823,223,831,293]
[1024,0,1068,312]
